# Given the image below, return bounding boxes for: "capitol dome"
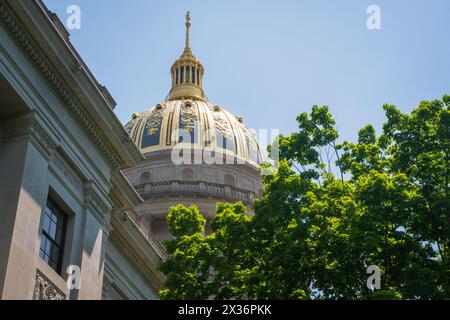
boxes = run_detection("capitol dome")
[124,12,265,242]
[125,100,265,166]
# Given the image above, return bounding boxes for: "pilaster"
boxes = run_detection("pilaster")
[0,111,56,299]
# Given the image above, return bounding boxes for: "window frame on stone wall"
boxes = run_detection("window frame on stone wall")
[39,196,68,275]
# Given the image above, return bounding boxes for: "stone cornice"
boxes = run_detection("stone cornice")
[108,230,164,294]
[0,1,123,169]
[111,170,143,210]
[123,210,167,261]
[83,180,113,225]
[2,110,57,161]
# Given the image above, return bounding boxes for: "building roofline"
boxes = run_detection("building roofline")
[13,0,144,168]
[1,0,145,210]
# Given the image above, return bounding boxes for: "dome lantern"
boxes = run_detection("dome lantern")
[167,12,206,101]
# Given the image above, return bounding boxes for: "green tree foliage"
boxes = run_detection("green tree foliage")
[159,96,450,299]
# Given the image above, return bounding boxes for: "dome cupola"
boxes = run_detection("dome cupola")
[123,11,265,243]
[125,11,267,166]
[167,12,206,101]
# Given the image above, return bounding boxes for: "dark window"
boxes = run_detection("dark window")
[197,69,200,85]
[186,66,190,83]
[247,138,258,163]
[176,68,179,85]
[39,198,67,274]
[180,66,185,84]
[192,67,196,84]
[182,168,194,180]
[139,172,151,184]
[216,129,236,153]
[224,174,236,186]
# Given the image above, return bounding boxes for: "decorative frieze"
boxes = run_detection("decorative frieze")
[145,105,165,136]
[180,101,198,134]
[32,270,66,300]
[210,105,233,139]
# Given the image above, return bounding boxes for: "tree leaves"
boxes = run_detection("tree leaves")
[159,95,450,300]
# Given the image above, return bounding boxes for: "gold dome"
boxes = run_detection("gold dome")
[125,100,265,165]
[126,12,266,166]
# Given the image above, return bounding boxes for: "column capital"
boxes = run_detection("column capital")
[2,111,57,161]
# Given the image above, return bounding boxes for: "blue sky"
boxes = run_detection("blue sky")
[44,0,450,144]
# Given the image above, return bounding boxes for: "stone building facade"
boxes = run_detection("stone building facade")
[0,0,164,300]
[0,1,265,300]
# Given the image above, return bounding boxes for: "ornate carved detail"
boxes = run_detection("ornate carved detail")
[179,101,198,133]
[210,105,233,139]
[145,105,165,136]
[125,100,268,163]
[108,230,163,293]
[33,270,66,300]
[0,3,120,168]
[165,110,175,146]
[124,113,140,135]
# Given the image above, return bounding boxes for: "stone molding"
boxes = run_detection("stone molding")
[83,180,112,223]
[108,230,163,294]
[2,111,57,161]
[134,180,256,204]
[123,210,167,260]
[0,2,120,169]
[32,270,66,300]
[52,151,83,191]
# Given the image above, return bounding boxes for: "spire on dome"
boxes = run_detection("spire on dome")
[167,11,206,101]
[185,11,191,52]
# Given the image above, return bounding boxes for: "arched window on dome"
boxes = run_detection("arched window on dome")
[139,172,151,184]
[216,129,236,154]
[197,69,200,85]
[192,67,196,84]
[224,174,236,187]
[257,146,265,164]
[176,68,179,85]
[186,66,190,83]
[247,137,258,163]
[181,168,194,180]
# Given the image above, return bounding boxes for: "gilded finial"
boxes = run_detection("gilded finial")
[186,11,191,28]
[167,11,206,101]
[185,11,191,51]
